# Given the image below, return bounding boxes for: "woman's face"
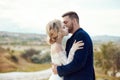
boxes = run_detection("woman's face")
[61,23,69,36]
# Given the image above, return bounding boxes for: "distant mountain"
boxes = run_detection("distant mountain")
[0,31,47,45]
[91,35,120,44]
[0,31,120,45]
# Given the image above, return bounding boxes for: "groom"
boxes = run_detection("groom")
[52,11,95,80]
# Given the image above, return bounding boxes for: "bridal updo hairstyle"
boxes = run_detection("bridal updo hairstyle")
[46,19,62,44]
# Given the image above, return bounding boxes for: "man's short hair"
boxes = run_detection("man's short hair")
[62,11,79,23]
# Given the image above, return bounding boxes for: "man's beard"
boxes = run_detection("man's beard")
[68,23,73,33]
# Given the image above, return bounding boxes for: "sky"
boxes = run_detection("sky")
[0,0,120,36]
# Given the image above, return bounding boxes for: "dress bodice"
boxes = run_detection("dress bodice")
[49,43,75,80]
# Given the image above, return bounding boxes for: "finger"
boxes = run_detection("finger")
[79,43,84,46]
[79,47,84,49]
[78,40,83,43]
[51,63,57,66]
[73,40,76,44]
[76,41,83,44]
[52,65,54,68]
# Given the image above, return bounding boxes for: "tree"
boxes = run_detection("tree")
[94,42,120,76]
[21,48,40,62]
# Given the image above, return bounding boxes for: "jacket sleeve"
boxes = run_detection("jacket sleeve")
[57,33,90,77]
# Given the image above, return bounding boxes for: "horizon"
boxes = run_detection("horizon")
[0,0,120,36]
[0,30,120,37]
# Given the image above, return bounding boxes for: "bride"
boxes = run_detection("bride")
[46,19,84,80]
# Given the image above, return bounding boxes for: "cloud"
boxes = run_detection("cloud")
[0,0,120,36]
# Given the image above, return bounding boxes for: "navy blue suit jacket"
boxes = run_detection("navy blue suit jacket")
[57,28,95,80]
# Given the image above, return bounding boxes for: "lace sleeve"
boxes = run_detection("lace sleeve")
[59,50,75,65]
[66,49,75,64]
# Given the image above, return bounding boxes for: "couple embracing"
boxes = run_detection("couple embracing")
[46,11,95,80]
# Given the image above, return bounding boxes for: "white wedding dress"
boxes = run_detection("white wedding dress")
[49,44,75,80]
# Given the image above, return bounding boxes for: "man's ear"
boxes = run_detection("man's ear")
[73,19,77,25]
[74,18,77,23]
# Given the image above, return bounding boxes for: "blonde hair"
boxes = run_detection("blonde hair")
[46,19,62,44]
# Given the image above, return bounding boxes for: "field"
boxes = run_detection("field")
[0,32,120,79]
[0,44,51,72]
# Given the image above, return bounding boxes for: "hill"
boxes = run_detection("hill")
[0,31,120,45]
[91,35,120,44]
[0,31,47,45]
